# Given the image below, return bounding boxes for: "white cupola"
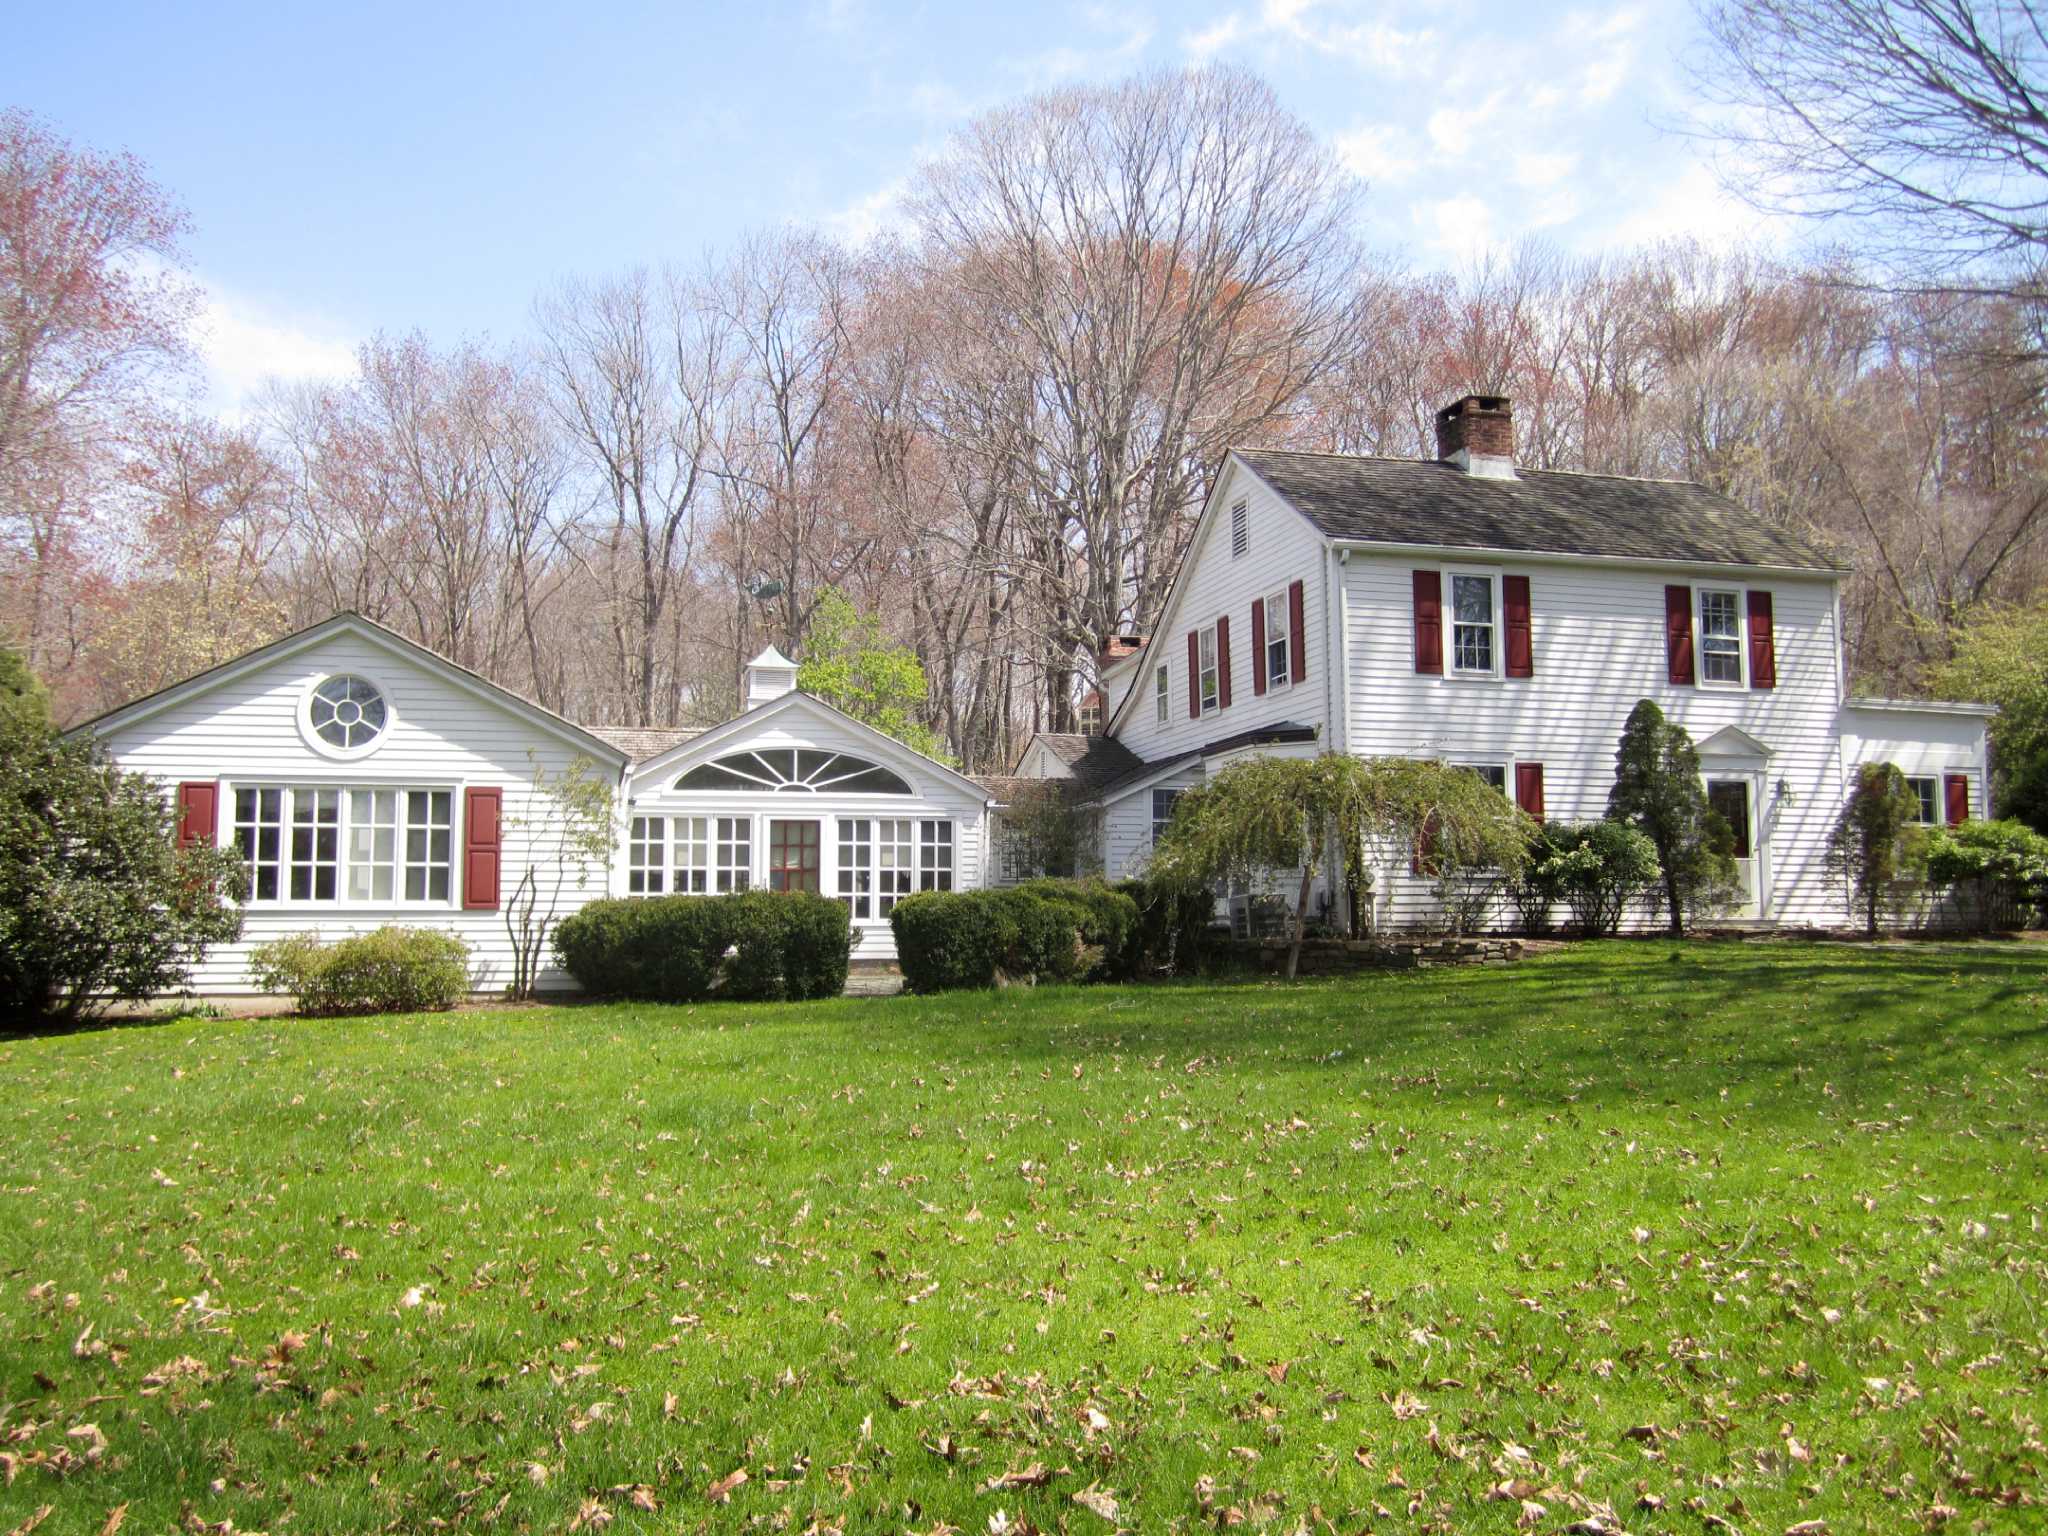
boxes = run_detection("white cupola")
[744,645,799,707]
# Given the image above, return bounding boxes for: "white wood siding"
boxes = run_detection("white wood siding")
[1839,704,1992,821]
[1101,765,1207,881]
[97,633,619,995]
[1110,459,1335,762]
[1339,551,1854,929]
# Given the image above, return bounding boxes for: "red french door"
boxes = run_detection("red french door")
[767,819,821,893]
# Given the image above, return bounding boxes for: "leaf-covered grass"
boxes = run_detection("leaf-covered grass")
[2,941,2044,1534]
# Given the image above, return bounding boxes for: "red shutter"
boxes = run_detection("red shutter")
[1514,762,1545,820]
[1289,578,1307,685]
[1504,575,1533,678]
[1665,584,1695,686]
[1217,615,1232,710]
[175,782,218,849]
[1747,589,1776,689]
[1944,773,1970,827]
[464,786,502,910]
[1413,570,1443,675]
[1250,599,1267,696]
[1187,631,1200,718]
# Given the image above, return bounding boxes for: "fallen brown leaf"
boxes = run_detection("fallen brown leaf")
[706,1466,749,1504]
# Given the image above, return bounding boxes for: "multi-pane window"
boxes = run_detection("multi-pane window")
[235,785,450,905]
[918,819,954,891]
[1699,590,1743,683]
[838,817,915,920]
[1154,664,1169,724]
[1263,590,1289,688]
[714,816,752,892]
[628,815,667,894]
[289,789,340,900]
[1230,499,1249,558]
[672,816,712,893]
[346,790,399,901]
[1907,776,1938,826]
[768,819,821,893]
[1151,787,1185,846]
[1199,625,1219,715]
[234,787,284,901]
[1450,574,1495,675]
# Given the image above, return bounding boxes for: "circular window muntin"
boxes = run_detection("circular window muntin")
[300,672,394,759]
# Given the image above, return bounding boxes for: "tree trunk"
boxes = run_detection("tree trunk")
[1664,864,1685,938]
[1285,863,1315,981]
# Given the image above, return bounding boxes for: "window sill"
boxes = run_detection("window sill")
[1445,670,1505,684]
[241,902,460,915]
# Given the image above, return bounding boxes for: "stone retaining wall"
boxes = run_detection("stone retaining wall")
[1226,935,1524,974]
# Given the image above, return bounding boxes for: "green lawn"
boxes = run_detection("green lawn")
[3,943,2045,1535]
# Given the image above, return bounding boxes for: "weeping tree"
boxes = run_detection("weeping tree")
[1149,754,1533,979]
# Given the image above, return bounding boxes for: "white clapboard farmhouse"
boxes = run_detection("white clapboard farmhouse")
[999,395,1994,932]
[85,394,1992,996]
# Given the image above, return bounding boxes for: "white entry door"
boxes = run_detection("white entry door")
[1707,779,1760,919]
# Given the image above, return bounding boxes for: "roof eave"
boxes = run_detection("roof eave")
[1329,536,1848,579]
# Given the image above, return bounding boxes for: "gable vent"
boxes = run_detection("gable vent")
[1230,500,1249,558]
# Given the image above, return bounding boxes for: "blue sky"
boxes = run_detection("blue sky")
[6,1,1775,413]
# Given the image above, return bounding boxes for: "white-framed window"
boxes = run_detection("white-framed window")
[1262,590,1290,689]
[1698,588,1745,685]
[1448,571,1498,676]
[1151,786,1185,846]
[1198,624,1219,715]
[629,815,667,894]
[1906,775,1939,826]
[1230,499,1249,558]
[672,816,711,893]
[1078,694,1102,734]
[838,817,915,921]
[1154,663,1169,724]
[234,784,452,907]
[714,816,752,892]
[918,819,954,890]
[1460,763,1508,795]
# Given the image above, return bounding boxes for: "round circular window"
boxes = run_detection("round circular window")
[309,674,388,752]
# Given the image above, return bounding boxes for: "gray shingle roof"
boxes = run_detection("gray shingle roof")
[1234,450,1846,572]
[584,725,706,761]
[1025,733,1150,795]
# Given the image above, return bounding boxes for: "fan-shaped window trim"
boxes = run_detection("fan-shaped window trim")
[675,748,913,796]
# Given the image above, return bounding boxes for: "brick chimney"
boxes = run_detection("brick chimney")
[1095,634,1145,673]
[1435,395,1515,479]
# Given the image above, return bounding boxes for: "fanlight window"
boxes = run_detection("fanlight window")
[675,749,912,796]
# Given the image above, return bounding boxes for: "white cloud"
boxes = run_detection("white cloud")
[1417,194,1494,261]
[1181,0,1438,75]
[821,175,916,247]
[1334,122,1417,186]
[1183,14,1244,58]
[1511,150,1577,190]
[1596,158,1772,251]
[191,285,358,419]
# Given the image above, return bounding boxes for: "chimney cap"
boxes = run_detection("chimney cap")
[1436,393,1511,423]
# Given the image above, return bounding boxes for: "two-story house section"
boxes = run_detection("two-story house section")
[1000,395,1995,931]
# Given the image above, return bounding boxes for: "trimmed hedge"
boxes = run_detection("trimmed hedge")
[890,879,1141,993]
[249,926,471,1016]
[553,890,851,1003]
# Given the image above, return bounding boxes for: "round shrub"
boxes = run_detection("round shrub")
[891,891,1002,992]
[249,926,471,1016]
[890,880,1142,992]
[554,891,848,1003]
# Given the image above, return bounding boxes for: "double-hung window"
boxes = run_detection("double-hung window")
[628,815,667,894]
[918,819,954,891]
[1154,663,1169,724]
[1449,572,1497,676]
[1198,625,1219,715]
[234,784,452,906]
[1698,589,1744,684]
[1906,776,1939,826]
[1151,787,1185,846]
[1262,590,1289,689]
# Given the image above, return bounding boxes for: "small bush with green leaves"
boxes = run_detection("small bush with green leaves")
[552,890,850,1003]
[1114,876,1213,976]
[249,926,472,1016]
[1923,818,2048,930]
[1519,821,1662,937]
[891,880,1140,992]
